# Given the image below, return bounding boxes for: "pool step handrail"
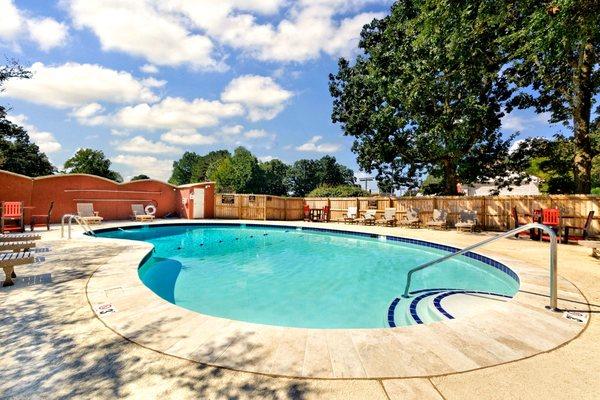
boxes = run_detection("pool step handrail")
[61,214,96,239]
[401,223,559,311]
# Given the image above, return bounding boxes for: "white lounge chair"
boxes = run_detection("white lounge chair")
[377,208,397,226]
[0,233,41,242]
[1,251,34,286]
[77,203,103,224]
[131,204,155,222]
[343,206,358,224]
[358,209,377,225]
[427,209,448,230]
[455,210,477,232]
[399,208,420,228]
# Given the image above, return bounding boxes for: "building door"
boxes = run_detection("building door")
[193,188,205,218]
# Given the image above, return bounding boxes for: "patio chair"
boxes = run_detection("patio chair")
[511,207,531,239]
[343,206,358,224]
[377,208,397,227]
[319,205,330,222]
[77,203,103,224]
[562,211,594,244]
[1,202,24,233]
[1,250,34,287]
[399,208,421,228]
[0,233,41,242]
[30,201,54,231]
[455,210,477,232]
[303,204,311,221]
[131,204,155,222]
[0,241,36,252]
[427,209,448,230]
[357,209,377,225]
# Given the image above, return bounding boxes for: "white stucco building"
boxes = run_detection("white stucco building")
[460,176,541,196]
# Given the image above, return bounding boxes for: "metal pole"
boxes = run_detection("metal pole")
[548,232,558,310]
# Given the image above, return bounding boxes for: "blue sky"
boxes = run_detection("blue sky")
[0,0,565,183]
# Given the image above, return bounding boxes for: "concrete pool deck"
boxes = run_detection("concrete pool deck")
[1,219,599,399]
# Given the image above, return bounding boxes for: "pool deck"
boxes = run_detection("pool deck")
[1,219,599,399]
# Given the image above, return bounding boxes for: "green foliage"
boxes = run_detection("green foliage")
[169,150,231,185]
[0,61,54,177]
[286,156,354,196]
[591,187,600,195]
[260,159,289,196]
[329,0,520,195]
[504,0,600,192]
[307,184,369,198]
[131,174,150,181]
[63,148,122,182]
[208,147,263,193]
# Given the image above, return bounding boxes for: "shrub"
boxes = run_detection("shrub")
[307,184,370,197]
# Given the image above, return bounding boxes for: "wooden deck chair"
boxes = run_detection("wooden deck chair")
[377,208,397,227]
[357,209,377,225]
[399,208,421,228]
[131,204,155,222]
[427,209,448,230]
[343,206,358,224]
[1,202,24,233]
[30,201,54,231]
[77,203,103,224]
[455,210,477,232]
[0,233,41,242]
[1,251,35,286]
[562,211,594,244]
[0,241,36,252]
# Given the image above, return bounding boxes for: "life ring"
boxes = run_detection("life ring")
[145,204,157,215]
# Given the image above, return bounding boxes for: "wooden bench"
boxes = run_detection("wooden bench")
[0,241,36,252]
[579,240,600,259]
[1,251,34,286]
[0,233,41,242]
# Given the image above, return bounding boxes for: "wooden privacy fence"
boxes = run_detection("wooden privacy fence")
[304,195,600,234]
[214,194,304,221]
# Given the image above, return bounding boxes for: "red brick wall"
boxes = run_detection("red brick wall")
[0,170,215,223]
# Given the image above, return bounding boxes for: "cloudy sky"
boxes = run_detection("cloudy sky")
[0,0,564,182]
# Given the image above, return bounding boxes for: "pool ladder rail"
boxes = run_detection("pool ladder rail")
[402,223,559,311]
[61,214,96,239]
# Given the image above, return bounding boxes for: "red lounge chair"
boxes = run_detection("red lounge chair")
[30,201,54,231]
[562,211,594,244]
[303,204,310,221]
[539,208,560,241]
[1,202,24,233]
[320,206,330,222]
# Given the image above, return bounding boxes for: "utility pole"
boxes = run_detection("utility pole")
[359,177,374,193]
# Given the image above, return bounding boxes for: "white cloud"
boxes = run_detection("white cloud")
[72,103,104,119]
[140,64,159,74]
[66,0,224,71]
[2,62,159,108]
[115,135,181,154]
[218,124,244,136]
[110,129,130,137]
[102,97,244,130]
[141,77,166,88]
[258,155,275,162]
[501,112,556,133]
[7,114,62,153]
[0,1,69,51]
[27,18,68,51]
[112,154,174,182]
[296,135,341,153]
[221,75,292,121]
[161,129,217,145]
[501,115,527,132]
[244,129,269,139]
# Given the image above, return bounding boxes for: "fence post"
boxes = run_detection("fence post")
[263,195,267,221]
[482,197,487,230]
[237,195,242,219]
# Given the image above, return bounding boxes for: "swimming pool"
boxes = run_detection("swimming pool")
[96,224,519,329]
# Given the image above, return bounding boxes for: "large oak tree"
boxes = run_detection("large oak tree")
[330,0,525,194]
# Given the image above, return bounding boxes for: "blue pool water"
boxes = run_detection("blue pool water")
[96,224,519,329]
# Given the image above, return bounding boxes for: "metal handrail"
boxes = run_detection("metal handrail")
[61,214,96,239]
[401,223,558,311]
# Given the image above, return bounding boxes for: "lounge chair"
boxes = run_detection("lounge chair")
[0,233,41,242]
[1,201,24,233]
[377,208,397,227]
[343,206,358,224]
[455,210,477,232]
[1,250,34,287]
[303,204,311,221]
[0,241,36,252]
[427,209,448,230]
[357,209,377,225]
[77,203,103,224]
[131,204,155,222]
[399,208,420,228]
[562,211,594,244]
[30,201,54,231]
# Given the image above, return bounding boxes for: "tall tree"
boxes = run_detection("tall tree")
[504,0,600,193]
[209,147,264,193]
[131,174,150,181]
[260,159,290,195]
[63,148,122,182]
[316,155,355,186]
[0,60,54,176]
[329,0,519,195]
[285,159,319,196]
[169,151,201,185]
